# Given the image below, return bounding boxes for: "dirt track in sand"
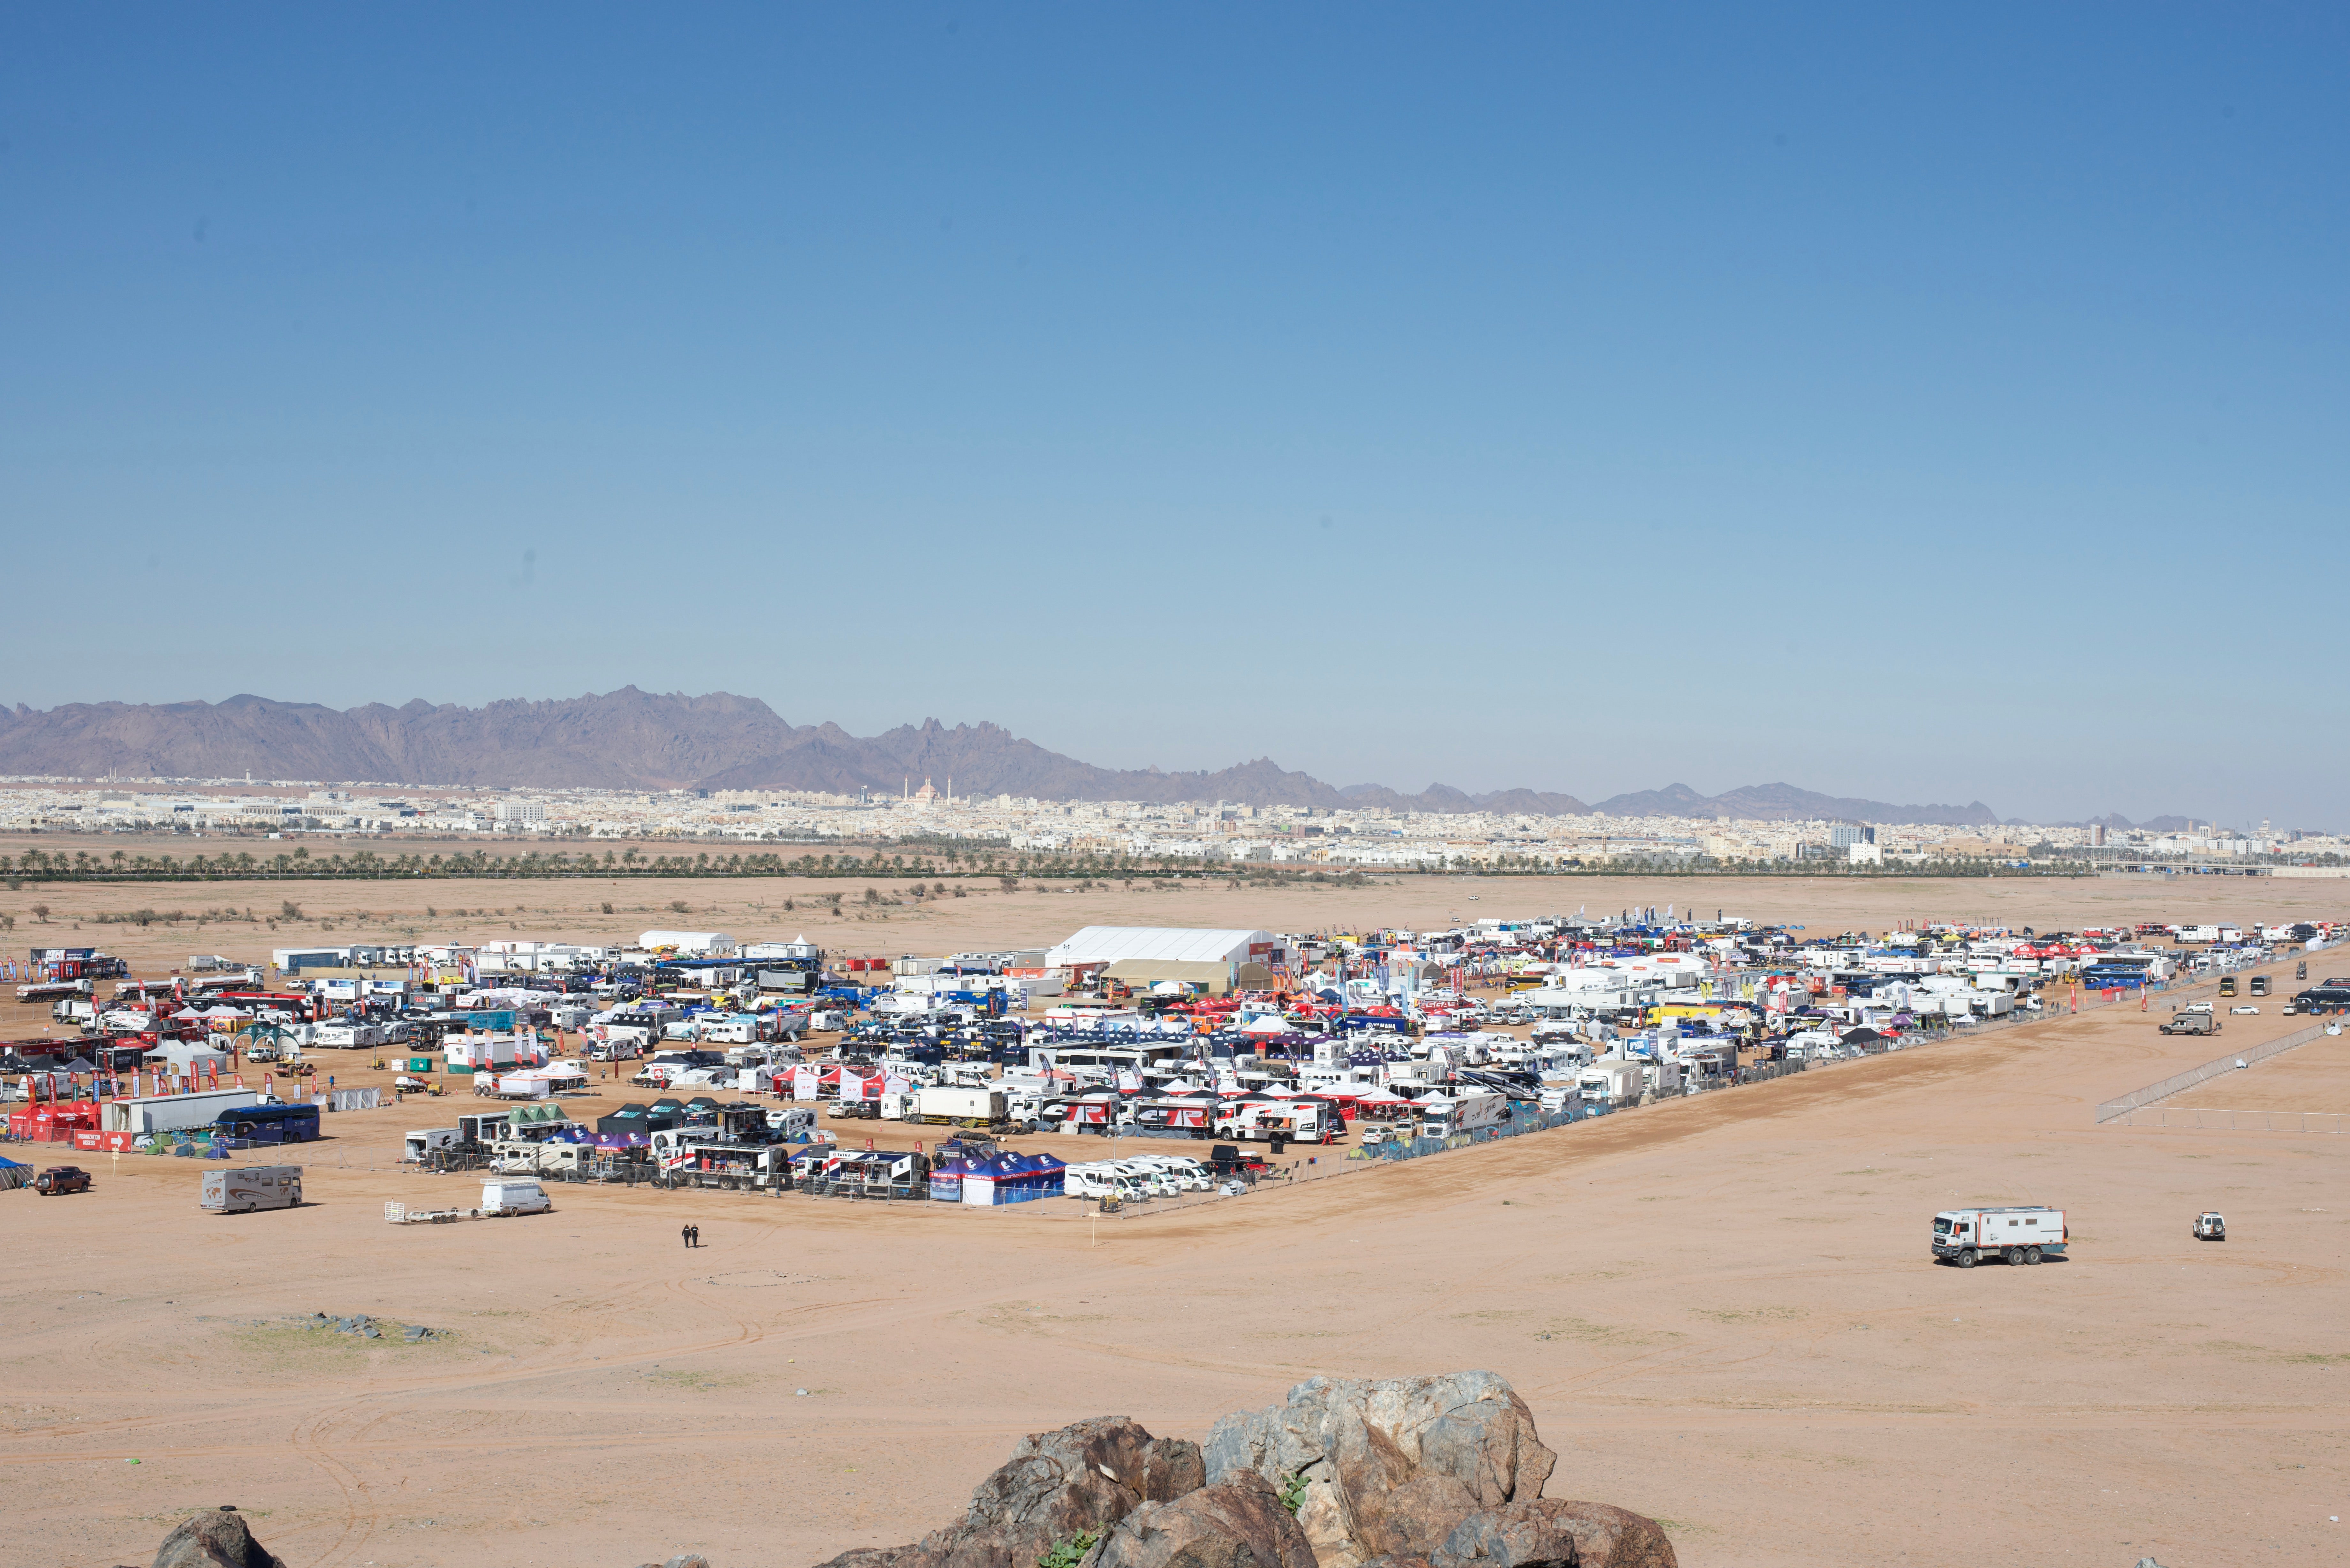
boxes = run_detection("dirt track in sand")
[3,884,2347,1568]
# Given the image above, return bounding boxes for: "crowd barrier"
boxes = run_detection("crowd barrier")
[2104,1107,2348,1135]
[2096,1022,2330,1123]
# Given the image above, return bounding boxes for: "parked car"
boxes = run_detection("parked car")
[34,1165,93,1195]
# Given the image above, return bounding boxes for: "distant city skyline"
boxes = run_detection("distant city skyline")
[4,6,2344,827]
[0,689,2309,832]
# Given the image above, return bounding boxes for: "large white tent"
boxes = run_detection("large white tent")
[1045,927,1279,996]
[1046,927,1273,968]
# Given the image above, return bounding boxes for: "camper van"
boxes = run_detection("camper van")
[200,1165,303,1213]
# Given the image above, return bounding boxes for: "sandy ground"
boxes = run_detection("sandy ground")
[6,850,2350,982]
[2169,1032,2350,1114]
[4,888,2348,1568]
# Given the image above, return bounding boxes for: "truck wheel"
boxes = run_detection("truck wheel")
[1957,1248,1977,1268]
[2024,1246,2042,1264]
[2003,1247,2024,1266]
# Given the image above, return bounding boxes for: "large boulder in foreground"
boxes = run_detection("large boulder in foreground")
[1202,1373,1557,1568]
[152,1508,286,1568]
[1088,1471,1321,1568]
[815,1417,1205,1568]
[805,1379,1672,1568]
[1433,1499,1673,1568]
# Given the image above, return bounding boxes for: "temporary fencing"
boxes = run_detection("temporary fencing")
[1353,1101,1594,1163]
[2104,1107,2348,1135]
[2095,1022,2330,1123]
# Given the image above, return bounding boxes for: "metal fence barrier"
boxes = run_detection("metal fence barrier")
[2103,1107,2348,1135]
[2095,1022,2328,1123]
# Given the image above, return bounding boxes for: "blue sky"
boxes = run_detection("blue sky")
[4,6,2344,826]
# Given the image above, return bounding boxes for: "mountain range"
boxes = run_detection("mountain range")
[0,688,2033,825]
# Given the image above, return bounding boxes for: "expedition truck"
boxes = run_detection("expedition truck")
[2159,1007,2219,1036]
[1932,1205,2067,1267]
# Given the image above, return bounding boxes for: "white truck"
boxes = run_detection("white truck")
[915,1085,1007,1127]
[1417,1091,1507,1140]
[1931,1205,2067,1267]
[1577,1058,1646,1108]
[201,1165,304,1213]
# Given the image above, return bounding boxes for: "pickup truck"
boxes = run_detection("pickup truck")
[33,1166,93,1195]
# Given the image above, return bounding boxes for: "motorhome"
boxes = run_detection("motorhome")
[489,1141,604,1176]
[200,1165,304,1213]
[1215,1099,1330,1144]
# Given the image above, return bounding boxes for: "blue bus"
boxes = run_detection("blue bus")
[212,1102,323,1143]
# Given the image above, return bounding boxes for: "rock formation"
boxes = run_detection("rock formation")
[128,1376,1674,1568]
[814,1416,1205,1568]
[812,1373,1671,1568]
[147,1506,285,1568]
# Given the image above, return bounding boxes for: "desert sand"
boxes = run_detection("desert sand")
[4,877,2347,1568]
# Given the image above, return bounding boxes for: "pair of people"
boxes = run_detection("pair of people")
[680,1223,702,1248]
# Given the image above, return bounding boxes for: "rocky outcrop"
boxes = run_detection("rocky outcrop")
[150,1507,285,1568]
[814,1417,1205,1568]
[1087,1472,1320,1568]
[1202,1373,1557,1568]
[1450,1502,1672,1568]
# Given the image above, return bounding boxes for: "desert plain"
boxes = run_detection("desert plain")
[2,870,2348,1568]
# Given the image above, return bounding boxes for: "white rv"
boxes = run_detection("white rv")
[200,1165,304,1213]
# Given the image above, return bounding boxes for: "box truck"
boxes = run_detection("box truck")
[1577,1058,1646,1107]
[915,1085,1007,1127]
[201,1165,303,1213]
[1417,1091,1507,1140]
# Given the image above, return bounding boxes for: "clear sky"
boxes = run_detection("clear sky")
[4,6,2344,827]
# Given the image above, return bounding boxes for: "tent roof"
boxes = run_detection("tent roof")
[1047,927,1271,968]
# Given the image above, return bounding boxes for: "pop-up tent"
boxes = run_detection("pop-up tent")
[928,1157,966,1202]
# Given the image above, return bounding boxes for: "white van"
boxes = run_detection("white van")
[481,1178,553,1216]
